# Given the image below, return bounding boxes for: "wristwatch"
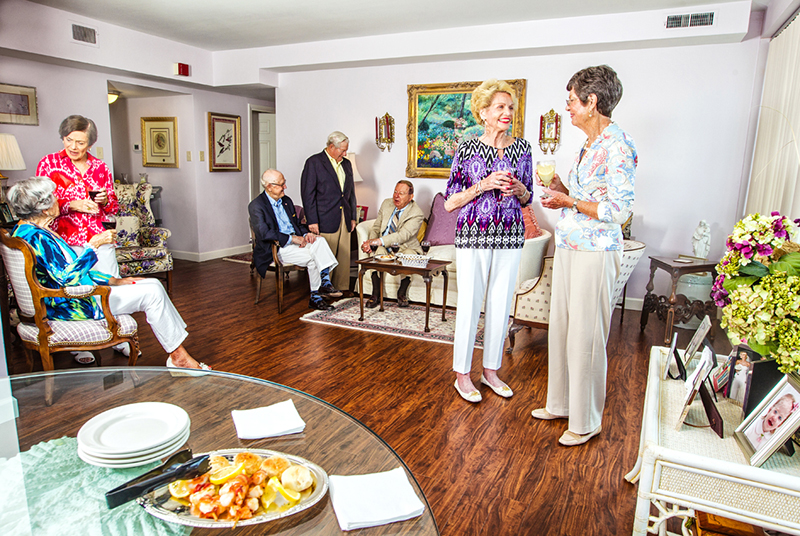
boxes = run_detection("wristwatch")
[572,200,579,211]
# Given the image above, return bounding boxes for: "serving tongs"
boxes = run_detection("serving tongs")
[105,449,209,509]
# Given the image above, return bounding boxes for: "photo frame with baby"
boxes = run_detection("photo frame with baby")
[734,373,800,467]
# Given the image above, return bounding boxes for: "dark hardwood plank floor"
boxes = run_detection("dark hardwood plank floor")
[5,259,730,536]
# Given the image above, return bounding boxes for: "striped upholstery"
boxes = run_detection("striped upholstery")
[17,315,138,346]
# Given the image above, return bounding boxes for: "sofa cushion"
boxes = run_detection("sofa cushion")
[522,206,542,239]
[417,220,427,242]
[424,193,458,246]
[116,216,140,247]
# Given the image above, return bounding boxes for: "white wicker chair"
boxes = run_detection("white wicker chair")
[506,239,646,351]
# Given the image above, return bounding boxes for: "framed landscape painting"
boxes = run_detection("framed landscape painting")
[406,79,526,179]
[141,117,178,168]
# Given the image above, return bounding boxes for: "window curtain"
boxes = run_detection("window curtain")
[747,17,800,217]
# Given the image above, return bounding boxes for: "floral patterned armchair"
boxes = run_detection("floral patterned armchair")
[113,182,173,294]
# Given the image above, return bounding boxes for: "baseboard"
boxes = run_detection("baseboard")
[171,244,251,263]
[619,297,643,311]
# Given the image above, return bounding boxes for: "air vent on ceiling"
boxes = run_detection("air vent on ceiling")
[665,12,715,29]
[72,24,97,44]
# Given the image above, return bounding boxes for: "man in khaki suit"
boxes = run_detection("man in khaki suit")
[360,180,424,307]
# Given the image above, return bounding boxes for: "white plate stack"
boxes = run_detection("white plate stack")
[77,402,191,468]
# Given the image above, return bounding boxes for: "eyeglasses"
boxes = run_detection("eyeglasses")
[268,182,286,188]
[565,97,580,106]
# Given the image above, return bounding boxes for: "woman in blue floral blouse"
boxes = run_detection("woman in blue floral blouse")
[444,79,533,403]
[8,177,209,372]
[531,65,637,446]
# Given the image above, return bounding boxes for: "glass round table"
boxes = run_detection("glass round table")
[1,368,438,535]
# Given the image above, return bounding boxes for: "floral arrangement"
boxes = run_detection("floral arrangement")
[712,212,800,373]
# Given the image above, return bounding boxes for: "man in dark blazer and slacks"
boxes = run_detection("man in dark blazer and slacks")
[249,169,341,310]
[300,131,357,291]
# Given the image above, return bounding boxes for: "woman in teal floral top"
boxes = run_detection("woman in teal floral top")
[531,65,637,447]
[8,177,209,371]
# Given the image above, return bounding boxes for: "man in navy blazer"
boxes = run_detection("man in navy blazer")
[249,169,341,310]
[300,131,357,292]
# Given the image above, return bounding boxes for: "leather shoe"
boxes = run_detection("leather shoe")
[558,426,601,446]
[319,282,342,298]
[309,295,334,311]
[397,294,409,308]
[454,379,481,403]
[366,295,380,308]
[480,374,513,398]
[531,408,568,420]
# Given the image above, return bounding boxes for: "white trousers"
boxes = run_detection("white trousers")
[546,248,621,435]
[277,238,338,292]
[73,244,120,278]
[109,279,187,354]
[452,248,522,375]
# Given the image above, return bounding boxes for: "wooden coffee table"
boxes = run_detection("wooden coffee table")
[356,257,451,333]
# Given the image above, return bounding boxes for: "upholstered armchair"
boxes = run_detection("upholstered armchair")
[507,239,646,351]
[114,182,173,294]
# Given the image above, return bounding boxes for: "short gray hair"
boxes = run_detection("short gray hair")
[326,131,349,148]
[260,169,284,189]
[58,115,98,146]
[7,177,57,220]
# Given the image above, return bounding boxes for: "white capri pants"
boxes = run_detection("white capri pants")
[277,238,338,292]
[73,244,120,278]
[108,279,187,354]
[452,247,523,375]
[546,248,621,435]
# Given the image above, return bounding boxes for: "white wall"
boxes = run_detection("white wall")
[276,35,768,301]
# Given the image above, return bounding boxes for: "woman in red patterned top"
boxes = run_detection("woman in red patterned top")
[36,115,120,277]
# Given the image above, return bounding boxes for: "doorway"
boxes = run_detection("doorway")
[249,108,276,200]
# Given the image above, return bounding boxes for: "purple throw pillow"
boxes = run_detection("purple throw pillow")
[424,193,459,246]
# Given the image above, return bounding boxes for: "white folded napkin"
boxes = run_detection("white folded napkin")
[329,467,426,531]
[230,399,305,439]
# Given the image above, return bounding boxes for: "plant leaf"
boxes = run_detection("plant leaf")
[739,261,769,277]
[723,275,759,292]
[769,260,798,276]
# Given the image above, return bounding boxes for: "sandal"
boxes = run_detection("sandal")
[73,351,95,365]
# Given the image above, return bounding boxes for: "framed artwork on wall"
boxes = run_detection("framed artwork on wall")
[208,112,242,172]
[406,79,527,179]
[141,117,178,168]
[0,83,39,126]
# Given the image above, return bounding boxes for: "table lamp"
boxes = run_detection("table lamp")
[0,133,26,180]
[346,152,364,183]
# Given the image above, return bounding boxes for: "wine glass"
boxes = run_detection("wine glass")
[369,242,379,257]
[389,243,400,255]
[102,214,116,231]
[88,189,101,201]
[536,160,556,198]
[420,241,431,255]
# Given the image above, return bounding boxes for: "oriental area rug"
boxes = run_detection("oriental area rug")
[222,252,253,264]
[301,297,486,348]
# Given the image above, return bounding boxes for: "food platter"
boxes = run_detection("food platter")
[137,448,328,528]
[374,254,395,262]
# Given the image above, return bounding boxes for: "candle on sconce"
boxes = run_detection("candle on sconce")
[375,117,379,139]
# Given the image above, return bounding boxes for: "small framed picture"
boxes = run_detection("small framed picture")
[0,83,38,125]
[683,315,712,366]
[141,117,178,168]
[0,202,15,223]
[356,205,368,223]
[208,112,242,172]
[735,373,800,466]
[676,345,715,430]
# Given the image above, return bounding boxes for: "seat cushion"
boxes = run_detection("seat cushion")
[116,216,141,247]
[424,193,459,246]
[16,315,138,346]
[118,256,173,276]
[116,246,170,263]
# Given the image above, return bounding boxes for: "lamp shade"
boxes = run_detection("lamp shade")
[346,152,364,183]
[0,134,26,171]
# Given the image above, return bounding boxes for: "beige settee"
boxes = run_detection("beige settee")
[356,220,551,307]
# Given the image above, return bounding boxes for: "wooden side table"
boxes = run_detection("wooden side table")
[639,256,718,345]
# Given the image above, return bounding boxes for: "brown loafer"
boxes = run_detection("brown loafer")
[397,294,409,308]
[366,295,380,308]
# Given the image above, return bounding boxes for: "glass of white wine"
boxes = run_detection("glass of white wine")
[536,160,556,198]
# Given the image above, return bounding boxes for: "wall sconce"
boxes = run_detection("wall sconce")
[345,152,364,182]
[539,109,561,154]
[108,90,121,104]
[375,113,395,152]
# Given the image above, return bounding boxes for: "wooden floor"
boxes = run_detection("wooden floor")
[5,259,731,536]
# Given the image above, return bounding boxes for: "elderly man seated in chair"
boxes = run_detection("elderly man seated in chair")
[249,169,342,311]
[360,180,424,308]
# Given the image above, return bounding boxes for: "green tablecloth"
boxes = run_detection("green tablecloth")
[0,437,190,536]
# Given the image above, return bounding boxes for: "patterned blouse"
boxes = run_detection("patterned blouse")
[13,223,110,321]
[36,150,119,246]
[555,123,637,252]
[445,137,533,249]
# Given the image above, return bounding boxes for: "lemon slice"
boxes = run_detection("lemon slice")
[209,461,245,485]
[168,479,191,499]
[260,485,277,509]
[268,476,301,502]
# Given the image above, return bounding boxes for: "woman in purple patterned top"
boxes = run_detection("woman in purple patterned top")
[444,79,533,403]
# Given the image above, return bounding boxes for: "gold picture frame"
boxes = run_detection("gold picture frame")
[208,112,242,172]
[406,79,526,179]
[0,83,39,126]
[141,117,178,168]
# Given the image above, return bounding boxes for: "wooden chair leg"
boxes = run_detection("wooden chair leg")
[128,335,140,366]
[255,274,263,305]
[91,350,102,367]
[276,267,285,313]
[166,270,173,296]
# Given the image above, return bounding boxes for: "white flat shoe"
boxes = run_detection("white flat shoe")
[73,351,95,365]
[531,408,568,420]
[166,357,212,377]
[454,379,482,403]
[558,426,602,446]
[480,374,513,398]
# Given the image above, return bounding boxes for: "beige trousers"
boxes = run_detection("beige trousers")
[319,211,351,290]
[546,248,621,435]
